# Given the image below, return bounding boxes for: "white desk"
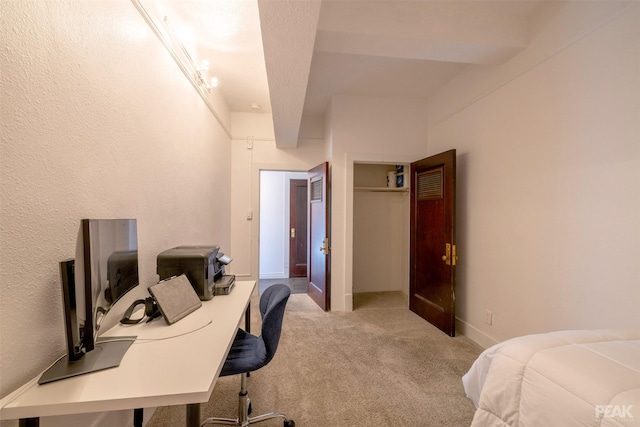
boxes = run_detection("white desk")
[0,280,256,427]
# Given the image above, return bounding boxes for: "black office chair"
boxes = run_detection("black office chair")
[201,284,295,427]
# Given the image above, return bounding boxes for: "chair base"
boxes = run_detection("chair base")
[200,411,294,427]
[201,374,294,427]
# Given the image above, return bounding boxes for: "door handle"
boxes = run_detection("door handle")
[291,228,295,238]
[319,237,331,255]
[442,243,451,265]
[442,243,458,266]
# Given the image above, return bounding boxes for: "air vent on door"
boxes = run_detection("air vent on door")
[311,178,323,202]
[417,168,443,200]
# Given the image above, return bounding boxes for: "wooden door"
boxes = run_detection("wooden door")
[289,179,307,277]
[410,150,456,336]
[307,162,330,311]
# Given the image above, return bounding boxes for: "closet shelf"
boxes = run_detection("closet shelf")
[354,187,409,193]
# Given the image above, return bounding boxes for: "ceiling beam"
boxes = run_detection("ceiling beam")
[258,0,321,148]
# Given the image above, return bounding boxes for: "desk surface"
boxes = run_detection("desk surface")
[0,280,256,421]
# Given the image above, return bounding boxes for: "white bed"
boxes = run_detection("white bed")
[462,329,640,427]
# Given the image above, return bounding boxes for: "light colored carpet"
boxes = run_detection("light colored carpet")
[146,292,482,427]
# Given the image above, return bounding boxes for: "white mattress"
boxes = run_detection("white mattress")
[462,329,640,427]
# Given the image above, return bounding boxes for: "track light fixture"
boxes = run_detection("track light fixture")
[163,16,219,94]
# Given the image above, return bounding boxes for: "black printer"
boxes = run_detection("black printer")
[157,246,233,300]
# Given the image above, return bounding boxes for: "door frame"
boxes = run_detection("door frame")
[255,166,309,284]
[344,152,422,311]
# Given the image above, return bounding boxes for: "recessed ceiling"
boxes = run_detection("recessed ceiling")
[146,0,548,146]
[303,52,467,117]
[260,0,546,147]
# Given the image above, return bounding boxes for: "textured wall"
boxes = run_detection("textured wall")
[0,0,232,401]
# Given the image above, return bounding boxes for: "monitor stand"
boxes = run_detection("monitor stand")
[38,337,136,385]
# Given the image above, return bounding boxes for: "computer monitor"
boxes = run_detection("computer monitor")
[39,219,139,384]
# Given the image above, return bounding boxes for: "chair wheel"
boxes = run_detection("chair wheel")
[284,420,295,427]
[248,401,252,415]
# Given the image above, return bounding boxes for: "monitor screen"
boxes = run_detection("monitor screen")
[39,218,139,384]
[76,219,139,351]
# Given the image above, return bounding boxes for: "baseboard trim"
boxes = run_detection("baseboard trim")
[344,293,353,312]
[258,273,287,279]
[456,317,499,349]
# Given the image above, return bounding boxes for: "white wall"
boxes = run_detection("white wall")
[427,2,640,347]
[321,2,640,342]
[353,191,409,293]
[0,1,232,424]
[328,96,430,310]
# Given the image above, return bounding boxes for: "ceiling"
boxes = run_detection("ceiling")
[148,0,272,115]
[154,0,547,147]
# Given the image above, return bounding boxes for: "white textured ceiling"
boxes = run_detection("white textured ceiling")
[153,0,546,147]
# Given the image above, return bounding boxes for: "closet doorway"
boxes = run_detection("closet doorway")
[259,170,309,295]
[352,163,410,300]
[349,151,457,336]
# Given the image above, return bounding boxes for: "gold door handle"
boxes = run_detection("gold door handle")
[319,237,331,255]
[291,228,295,238]
[443,243,451,265]
[442,243,458,266]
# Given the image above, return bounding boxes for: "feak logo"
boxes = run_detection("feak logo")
[595,404,634,421]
